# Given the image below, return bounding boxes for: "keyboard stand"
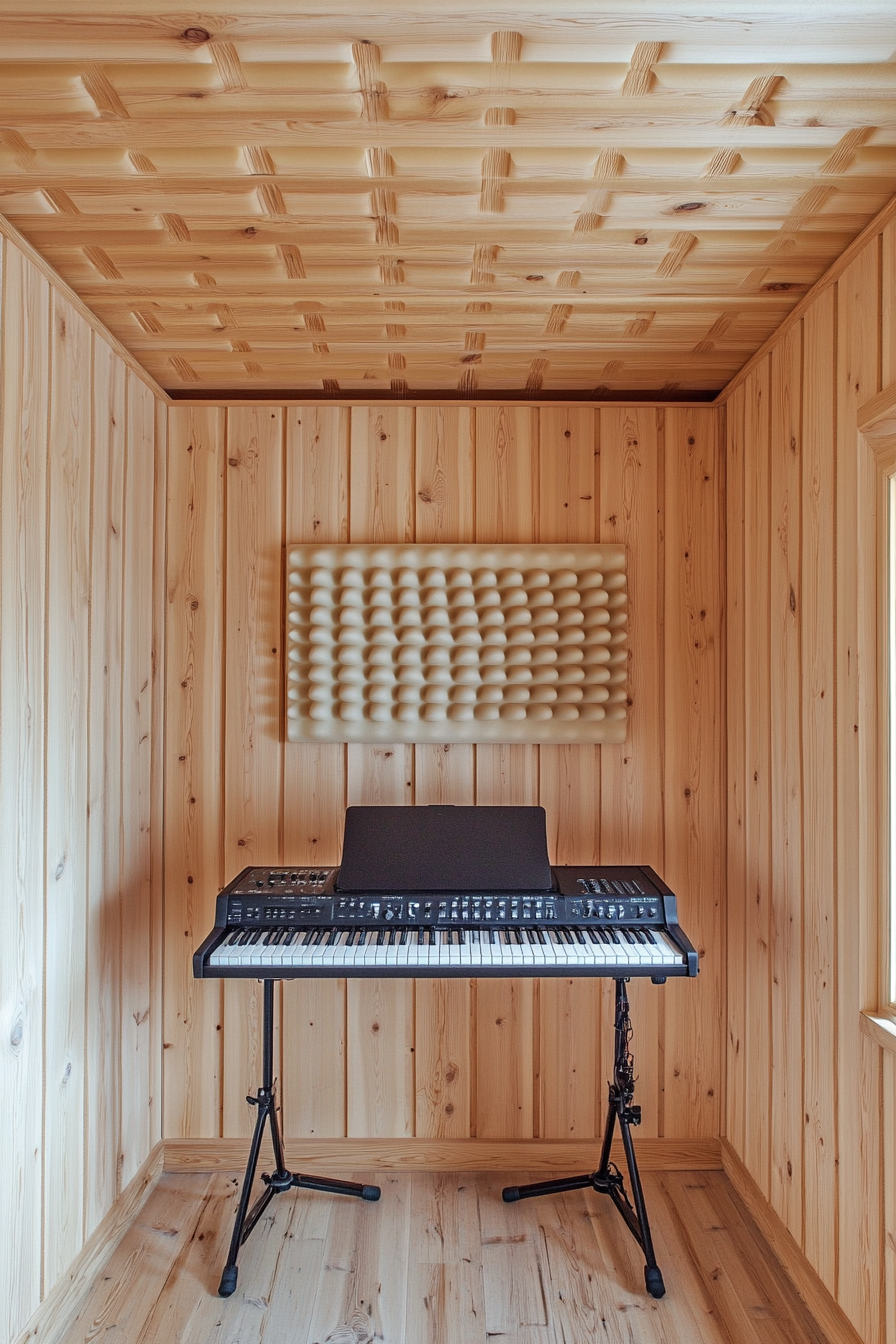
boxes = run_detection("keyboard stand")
[218,978,381,1297]
[502,977,665,1299]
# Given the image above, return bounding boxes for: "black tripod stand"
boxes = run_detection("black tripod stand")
[502,977,665,1299]
[218,979,381,1297]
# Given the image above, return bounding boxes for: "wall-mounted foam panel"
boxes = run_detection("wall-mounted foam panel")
[286,545,628,744]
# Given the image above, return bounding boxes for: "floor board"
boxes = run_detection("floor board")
[54,1168,834,1344]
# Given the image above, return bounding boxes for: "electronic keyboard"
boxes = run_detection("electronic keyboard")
[193,863,698,982]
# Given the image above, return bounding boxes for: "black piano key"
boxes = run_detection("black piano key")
[327,928,340,946]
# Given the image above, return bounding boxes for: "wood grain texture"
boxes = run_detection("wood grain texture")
[662,407,725,1140]
[163,406,225,1139]
[725,382,747,1163]
[222,407,283,1137]
[162,1135,722,1173]
[729,213,896,1344]
[157,400,725,1162]
[537,405,601,1141]
[119,374,157,1187]
[415,979,472,1139]
[768,322,804,1240]
[599,407,666,1135]
[415,405,475,543]
[85,337,125,1235]
[39,1163,847,1344]
[349,405,415,544]
[0,233,164,1344]
[835,245,882,1341]
[0,237,49,1340]
[44,293,92,1286]
[800,287,837,1288]
[2,23,895,396]
[741,357,773,1193]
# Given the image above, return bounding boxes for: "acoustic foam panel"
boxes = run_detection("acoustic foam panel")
[286,545,628,744]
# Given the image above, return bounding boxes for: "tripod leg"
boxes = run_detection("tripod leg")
[593,1078,618,1181]
[219,1089,272,1297]
[618,1112,664,1299]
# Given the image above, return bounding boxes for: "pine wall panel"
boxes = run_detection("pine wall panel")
[0,233,164,1343]
[724,216,896,1344]
[163,401,726,1148]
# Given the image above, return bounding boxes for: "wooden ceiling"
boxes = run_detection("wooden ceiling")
[2,2,896,398]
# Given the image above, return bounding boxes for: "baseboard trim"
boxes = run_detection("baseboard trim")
[163,1135,721,1173]
[16,1140,165,1344]
[720,1139,864,1344]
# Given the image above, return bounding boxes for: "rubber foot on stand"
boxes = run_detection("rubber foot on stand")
[361,1185,381,1201]
[502,1187,521,1203]
[219,1265,238,1297]
[644,1265,665,1299]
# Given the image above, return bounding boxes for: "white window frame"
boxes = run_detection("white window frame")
[858,387,896,1047]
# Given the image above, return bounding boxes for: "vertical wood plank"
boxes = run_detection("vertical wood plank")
[836,248,882,1338]
[414,978,472,1139]
[475,749,537,1138]
[473,406,539,1138]
[538,403,600,860]
[475,406,537,543]
[414,744,475,805]
[120,374,157,1186]
[413,743,473,1140]
[537,406,600,1140]
[662,406,724,1141]
[725,383,747,1164]
[346,977,416,1138]
[768,325,804,1240]
[475,746,538,808]
[349,405,415,544]
[149,394,167,1153]
[222,407,284,1137]
[282,407,349,1137]
[414,405,475,542]
[539,743,600,868]
[742,360,773,1191]
[600,407,666,1137]
[882,219,896,389]
[884,1051,896,1344]
[801,288,837,1287]
[599,409,665,864]
[344,739,415,1136]
[412,407,477,1140]
[163,406,225,1138]
[345,405,416,1137]
[44,297,92,1284]
[85,337,125,1233]
[537,406,597,544]
[0,239,49,1337]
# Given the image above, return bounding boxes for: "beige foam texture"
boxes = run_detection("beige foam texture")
[286,545,628,744]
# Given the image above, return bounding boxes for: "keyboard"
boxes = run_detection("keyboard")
[193,864,698,982]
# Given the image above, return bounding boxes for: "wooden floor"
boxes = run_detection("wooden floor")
[55,1169,831,1344]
